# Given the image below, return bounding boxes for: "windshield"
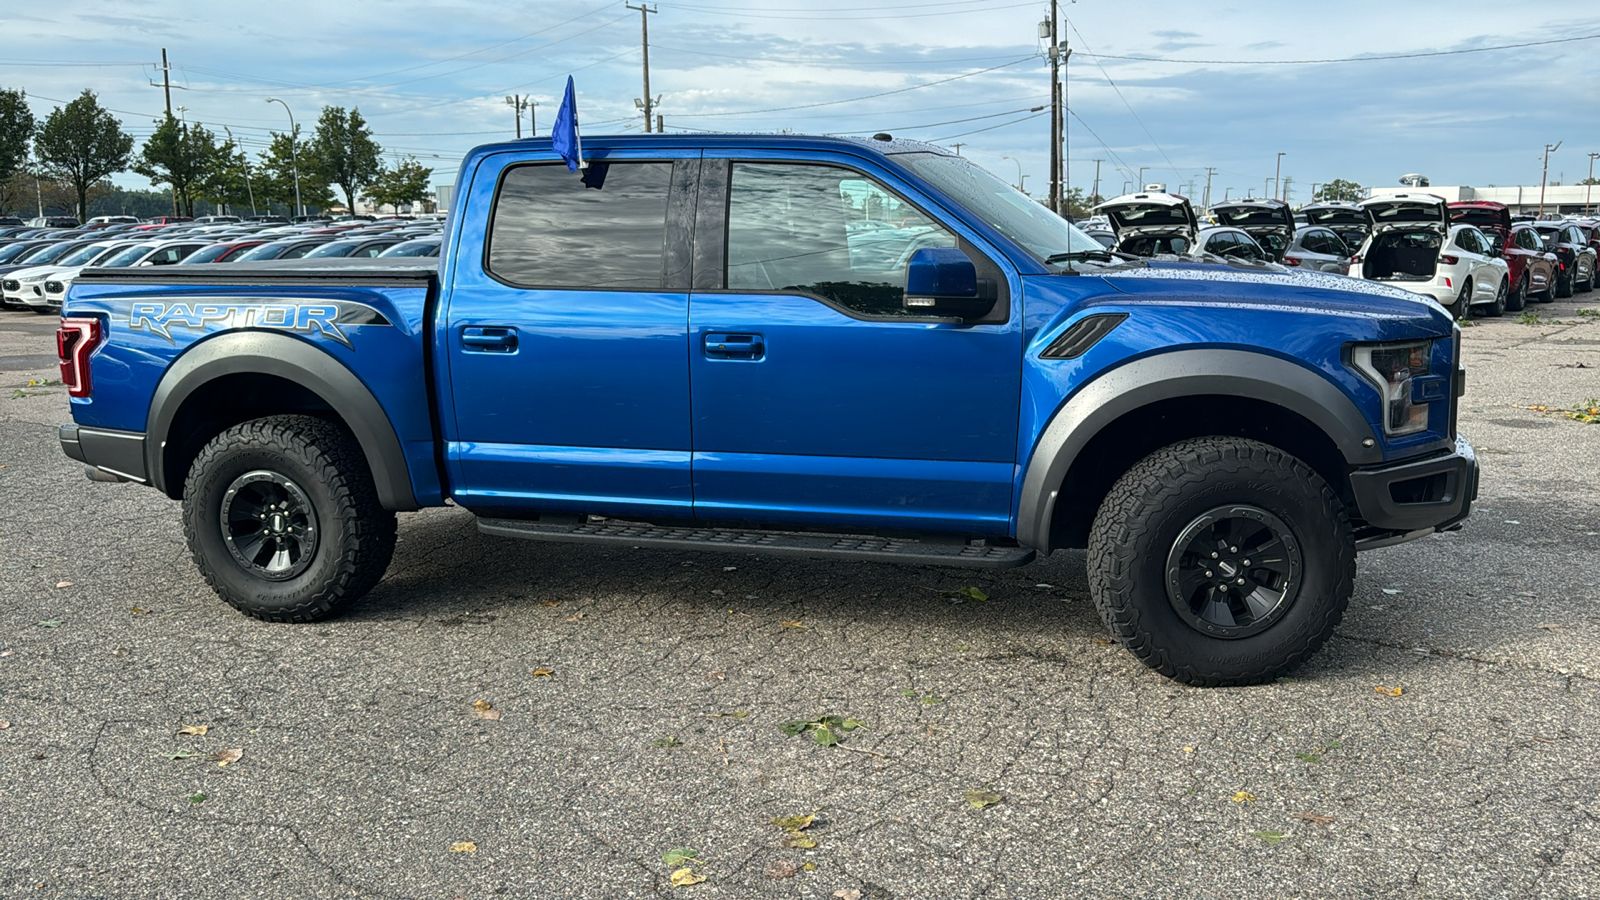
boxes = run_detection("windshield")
[0,243,43,263]
[302,242,361,259]
[57,243,112,266]
[896,152,1102,263]
[19,242,80,264]
[379,239,441,258]
[234,242,291,261]
[100,244,156,267]
[180,244,235,264]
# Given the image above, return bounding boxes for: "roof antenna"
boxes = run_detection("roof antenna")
[872,133,893,142]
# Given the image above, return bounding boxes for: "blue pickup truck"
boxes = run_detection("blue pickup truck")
[55,134,1476,685]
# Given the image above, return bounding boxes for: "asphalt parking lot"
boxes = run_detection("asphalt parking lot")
[1,298,1596,899]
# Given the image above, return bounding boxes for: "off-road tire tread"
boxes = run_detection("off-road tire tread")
[182,415,396,623]
[1087,437,1355,687]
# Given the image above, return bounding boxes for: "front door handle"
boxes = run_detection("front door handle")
[462,326,518,353]
[703,332,764,361]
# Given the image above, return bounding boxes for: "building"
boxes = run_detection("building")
[1367,183,1600,217]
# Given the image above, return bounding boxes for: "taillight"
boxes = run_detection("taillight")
[1439,255,1459,265]
[1283,256,1302,266]
[1350,255,1362,264]
[57,317,101,398]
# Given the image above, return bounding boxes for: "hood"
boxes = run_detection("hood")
[1208,199,1295,234]
[1300,203,1372,231]
[1448,202,1511,234]
[1360,193,1448,234]
[1093,192,1198,242]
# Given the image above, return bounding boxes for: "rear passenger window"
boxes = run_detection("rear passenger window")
[488,162,672,289]
[725,162,957,316]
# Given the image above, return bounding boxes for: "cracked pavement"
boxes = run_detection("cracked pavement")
[1,298,1597,898]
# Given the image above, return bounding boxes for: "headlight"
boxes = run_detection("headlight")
[1350,340,1433,436]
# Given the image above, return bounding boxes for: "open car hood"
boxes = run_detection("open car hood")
[1208,200,1294,234]
[1448,201,1511,234]
[1301,203,1372,230]
[1360,193,1449,234]
[1093,192,1198,242]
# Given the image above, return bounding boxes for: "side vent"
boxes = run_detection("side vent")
[1040,313,1128,360]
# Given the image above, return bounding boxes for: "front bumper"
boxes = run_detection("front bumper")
[1349,434,1478,549]
[60,424,149,484]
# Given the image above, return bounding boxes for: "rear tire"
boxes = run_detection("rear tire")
[1556,267,1574,298]
[1087,437,1355,686]
[1443,280,1470,319]
[1483,277,1507,317]
[1506,274,1527,312]
[182,415,397,622]
[1579,262,1595,294]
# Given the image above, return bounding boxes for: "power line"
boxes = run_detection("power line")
[668,55,1036,118]
[928,109,1047,142]
[663,0,1039,19]
[1077,31,1600,65]
[832,105,1044,135]
[1067,21,1181,185]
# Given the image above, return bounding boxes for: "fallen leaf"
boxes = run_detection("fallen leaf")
[563,612,585,622]
[176,725,209,737]
[1182,746,1195,754]
[165,750,205,760]
[130,607,148,615]
[766,859,799,879]
[1375,684,1404,697]
[654,735,681,748]
[771,813,816,832]
[538,600,561,608]
[957,586,989,603]
[780,620,805,629]
[803,862,816,871]
[449,841,477,853]
[36,620,63,628]
[211,748,243,767]
[1232,791,1256,804]
[813,727,840,747]
[670,867,705,886]
[1091,636,1114,646]
[834,890,861,900]
[532,668,555,678]
[54,581,73,589]
[1253,830,1286,844]
[188,792,207,803]
[0,720,8,729]
[662,848,702,867]
[784,834,818,849]
[471,700,501,720]
[964,789,1003,809]
[706,670,726,680]
[1298,812,1336,825]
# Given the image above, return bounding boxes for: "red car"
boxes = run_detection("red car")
[1449,202,1558,309]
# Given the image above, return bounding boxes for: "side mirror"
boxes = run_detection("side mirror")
[904,247,989,318]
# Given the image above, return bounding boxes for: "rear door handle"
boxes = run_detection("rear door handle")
[703,332,765,360]
[461,326,518,353]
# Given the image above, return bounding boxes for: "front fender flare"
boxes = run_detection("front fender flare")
[145,330,420,511]
[1016,349,1383,552]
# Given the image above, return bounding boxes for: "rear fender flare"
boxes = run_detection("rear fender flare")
[1016,349,1383,552]
[146,330,419,511]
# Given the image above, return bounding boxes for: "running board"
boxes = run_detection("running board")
[476,517,1035,569]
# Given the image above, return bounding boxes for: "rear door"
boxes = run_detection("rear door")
[442,149,700,517]
[687,153,1021,535]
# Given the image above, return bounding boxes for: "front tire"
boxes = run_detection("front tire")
[1087,437,1355,686]
[1483,277,1507,317]
[182,415,397,622]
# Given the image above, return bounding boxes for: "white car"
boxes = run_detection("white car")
[1351,194,1509,318]
[10,239,207,313]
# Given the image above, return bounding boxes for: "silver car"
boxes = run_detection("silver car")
[1283,226,1353,275]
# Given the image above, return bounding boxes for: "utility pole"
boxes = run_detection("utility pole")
[627,3,659,133]
[1539,141,1561,218]
[1090,159,1102,205]
[160,48,176,215]
[951,142,966,156]
[504,95,529,138]
[1043,2,1063,215]
[529,99,537,138]
[224,126,257,216]
[1586,151,1598,216]
[1202,166,1216,211]
[1274,151,1285,201]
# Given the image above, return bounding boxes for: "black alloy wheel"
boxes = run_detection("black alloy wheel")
[1483,278,1507,317]
[221,470,320,580]
[1164,505,1303,640]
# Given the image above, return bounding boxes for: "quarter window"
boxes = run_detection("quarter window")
[725,162,958,316]
[488,162,673,289]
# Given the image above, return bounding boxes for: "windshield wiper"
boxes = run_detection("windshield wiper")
[1046,249,1143,265]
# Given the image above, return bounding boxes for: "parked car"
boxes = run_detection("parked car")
[4,240,139,311]
[179,240,271,264]
[1531,220,1597,297]
[22,239,207,313]
[1282,226,1353,275]
[1094,192,1196,256]
[301,237,405,259]
[378,237,443,258]
[1082,228,1116,249]
[1352,194,1508,317]
[1195,226,1273,262]
[1208,199,1295,262]
[26,215,80,228]
[229,236,338,261]
[1449,202,1556,309]
[1300,202,1371,254]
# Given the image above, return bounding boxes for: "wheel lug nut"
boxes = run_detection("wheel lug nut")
[1229,546,1238,553]
[1210,552,1219,559]
[1242,559,1251,566]
[1204,570,1214,578]
[1236,577,1246,585]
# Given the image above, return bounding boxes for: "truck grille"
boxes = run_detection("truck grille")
[1449,328,1463,440]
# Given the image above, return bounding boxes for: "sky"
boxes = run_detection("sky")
[5,0,1599,207]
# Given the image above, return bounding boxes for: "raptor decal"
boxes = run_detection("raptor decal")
[127,299,389,347]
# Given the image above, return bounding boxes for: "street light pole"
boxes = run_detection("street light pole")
[266,98,304,218]
[1274,151,1285,201]
[1539,141,1561,219]
[1137,166,1149,191]
[1587,151,1598,216]
[1002,155,1027,194]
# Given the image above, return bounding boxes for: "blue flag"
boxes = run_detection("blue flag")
[551,76,584,172]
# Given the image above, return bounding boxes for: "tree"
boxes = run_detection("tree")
[1314,179,1364,203]
[0,87,36,185]
[0,170,35,217]
[308,106,382,214]
[33,90,134,219]
[133,115,225,217]
[256,127,334,213]
[363,157,433,214]
[1581,177,1600,186]
[196,135,257,214]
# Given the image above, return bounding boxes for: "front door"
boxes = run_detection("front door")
[443,152,699,517]
[688,157,1022,535]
